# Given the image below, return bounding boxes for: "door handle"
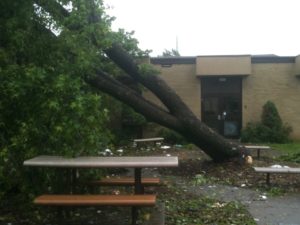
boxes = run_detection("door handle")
[222,111,227,120]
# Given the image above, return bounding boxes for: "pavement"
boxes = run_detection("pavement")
[185,183,300,225]
[133,148,300,225]
[249,194,300,225]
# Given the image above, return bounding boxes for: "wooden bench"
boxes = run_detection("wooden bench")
[88,177,160,186]
[34,194,156,225]
[244,145,270,159]
[86,177,161,194]
[253,167,300,185]
[34,194,156,206]
[133,137,164,147]
[83,177,161,193]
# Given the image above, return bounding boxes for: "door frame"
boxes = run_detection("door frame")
[200,76,242,138]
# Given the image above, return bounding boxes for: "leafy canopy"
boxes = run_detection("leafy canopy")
[0,0,148,198]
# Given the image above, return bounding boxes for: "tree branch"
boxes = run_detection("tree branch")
[105,43,193,117]
[86,70,183,130]
[34,0,69,18]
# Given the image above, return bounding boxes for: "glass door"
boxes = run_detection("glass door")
[201,77,242,138]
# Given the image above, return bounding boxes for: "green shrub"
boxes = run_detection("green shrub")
[261,101,282,129]
[241,101,292,143]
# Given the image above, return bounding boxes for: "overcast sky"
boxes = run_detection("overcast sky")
[104,0,300,57]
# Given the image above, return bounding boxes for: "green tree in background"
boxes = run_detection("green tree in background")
[161,48,180,57]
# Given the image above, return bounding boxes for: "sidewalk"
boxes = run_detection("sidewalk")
[185,183,300,225]
[249,194,300,225]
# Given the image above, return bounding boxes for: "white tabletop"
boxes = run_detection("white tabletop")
[244,145,270,149]
[23,155,178,168]
[253,167,300,173]
[133,137,164,142]
[253,167,289,173]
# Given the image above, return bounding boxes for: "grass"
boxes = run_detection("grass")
[270,141,300,155]
[269,141,300,163]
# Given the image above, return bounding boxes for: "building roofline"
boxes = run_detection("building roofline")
[197,54,251,57]
[150,55,296,64]
[150,57,196,65]
[251,55,295,63]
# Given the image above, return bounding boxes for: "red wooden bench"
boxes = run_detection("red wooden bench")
[34,194,156,225]
[34,194,156,206]
[88,177,160,186]
[86,177,161,194]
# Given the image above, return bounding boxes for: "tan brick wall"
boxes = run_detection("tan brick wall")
[146,59,300,140]
[196,55,251,76]
[295,55,300,76]
[144,63,201,118]
[243,63,300,140]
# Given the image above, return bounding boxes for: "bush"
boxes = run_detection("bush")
[261,101,282,129]
[241,101,292,143]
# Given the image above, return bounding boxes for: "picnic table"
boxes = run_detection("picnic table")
[24,155,178,225]
[253,166,300,185]
[244,145,271,159]
[133,137,164,147]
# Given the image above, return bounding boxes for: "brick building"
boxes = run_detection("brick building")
[145,55,300,140]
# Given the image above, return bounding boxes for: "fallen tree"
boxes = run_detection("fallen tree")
[92,44,241,161]
[34,0,242,161]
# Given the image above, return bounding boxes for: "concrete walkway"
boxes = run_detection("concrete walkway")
[140,164,300,225]
[185,184,300,225]
[249,194,300,225]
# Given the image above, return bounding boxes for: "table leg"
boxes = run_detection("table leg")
[134,168,143,194]
[132,207,137,225]
[56,168,71,194]
[132,168,142,225]
[257,149,261,159]
[71,168,78,194]
[61,168,78,194]
[60,168,77,220]
[266,173,270,185]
